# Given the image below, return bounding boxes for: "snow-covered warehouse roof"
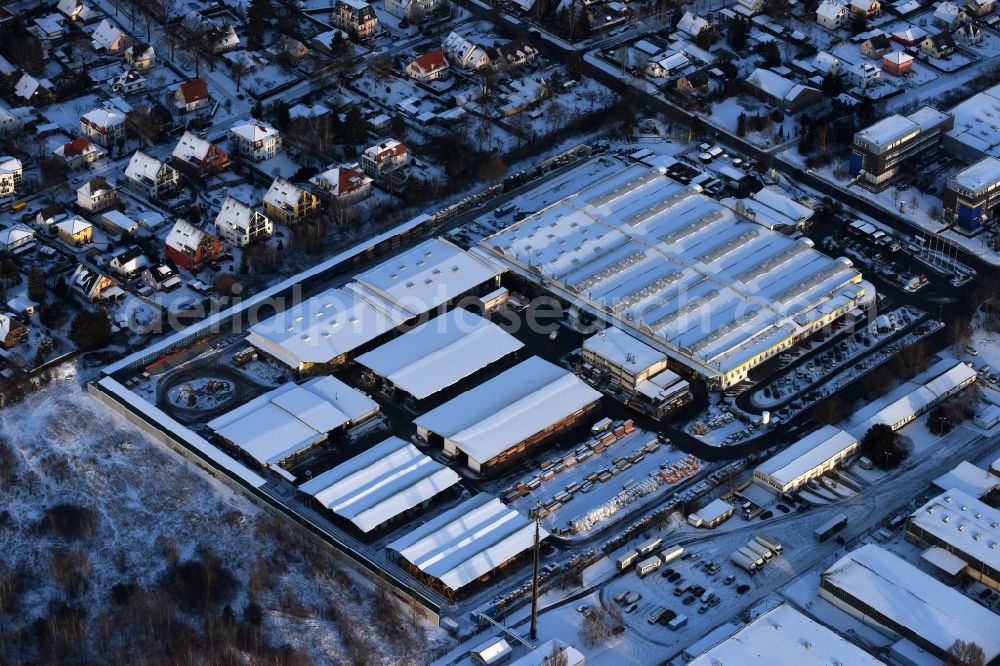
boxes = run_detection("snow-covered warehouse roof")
[353,237,501,315]
[932,461,998,498]
[691,498,733,523]
[387,493,548,591]
[480,164,865,381]
[687,603,886,666]
[246,285,410,368]
[910,488,1000,572]
[413,357,601,467]
[207,376,379,466]
[755,425,857,486]
[853,361,975,434]
[355,308,523,400]
[821,544,1000,662]
[298,436,460,532]
[509,640,585,666]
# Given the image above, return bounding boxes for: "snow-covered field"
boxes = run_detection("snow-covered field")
[0,368,447,664]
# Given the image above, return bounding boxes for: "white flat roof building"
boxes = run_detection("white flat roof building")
[508,639,584,666]
[207,376,379,467]
[298,436,460,532]
[688,498,734,528]
[247,238,503,371]
[582,325,669,390]
[355,308,523,401]
[907,487,1000,591]
[819,544,1000,663]
[414,356,602,473]
[481,164,867,388]
[932,461,998,498]
[851,361,977,435]
[387,493,548,592]
[687,603,885,666]
[753,425,858,494]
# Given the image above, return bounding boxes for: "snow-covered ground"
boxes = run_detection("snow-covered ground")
[0,369,448,664]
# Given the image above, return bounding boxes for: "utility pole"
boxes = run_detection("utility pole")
[530,501,541,641]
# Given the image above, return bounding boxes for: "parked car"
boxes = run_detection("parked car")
[736,584,750,594]
[625,603,638,614]
[576,604,590,614]
[683,595,696,605]
[759,511,774,520]
[723,575,736,585]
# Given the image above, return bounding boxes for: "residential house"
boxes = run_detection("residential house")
[487,40,539,70]
[817,0,849,28]
[892,26,927,45]
[361,139,408,178]
[57,0,95,22]
[921,31,956,57]
[813,51,842,76]
[143,263,181,291]
[56,217,93,246]
[330,0,378,38]
[165,219,225,270]
[76,177,117,213]
[0,313,27,349]
[676,71,714,96]
[845,62,881,89]
[205,24,240,53]
[933,0,966,27]
[174,79,211,114]
[171,131,229,177]
[736,0,764,12]
[0,157,22,197]
[646,51,690,78]
[747,68,824,112]
[124,42,155,69]
[442,32,491,70]
[882,51,913,76]
[956,23,983,44]
[214,197,273,246]
[407,49,449,81]
[967,0,993,14]
[676,12,710,38]
[14,73,54,105]
[262,177,320,224]
[91,19,131,53]
[6,297,36,316]
[124,151,180,199]
[385,0,440,20]
[109,246,148,276]
[80,107,127,148]
[0,103,28,135]
[109,69,146,95]
[70,264,122,301]
[310,165,372,203]
[0,224,35,253]
[99,210,139,236]
[848,0,881,15]
[54,137,106,168]
[861,32,892,57]
[32,14,65,43]
[35,205,67,231]
[227,122,281,162]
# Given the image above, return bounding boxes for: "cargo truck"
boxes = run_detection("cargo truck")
[730,550,757,573]
[660,545,684,565]
[745,541,772,562]
[616,552,639,571]
[636,556,662,577]
[637,537,663,557]
[738,546,765,568]
[667,614,688,630]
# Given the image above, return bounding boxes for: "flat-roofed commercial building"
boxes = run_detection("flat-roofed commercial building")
[819,544,1000,663]
[943,156,1000,233]
[481,163,871,389]
[299,436,460,533]
[752,425,858,494]
[850,106,953,191]
[414,356,602,474]
[207,376,379,469]
[356,308,523,403]
[387,493,548,594]
[582,325,669,391]
[687,603,886,666]
[906,488,1000,591]
[246,237,504,373]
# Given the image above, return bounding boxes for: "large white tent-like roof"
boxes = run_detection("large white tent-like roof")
[413,356,601,468]
[298,436,460,532]
[355,309,523,400]
[388,493,547,592]
[207,376,378,466]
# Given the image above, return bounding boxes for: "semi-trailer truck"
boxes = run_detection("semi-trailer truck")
[730,550,757,573]
[755,534,783,555]
[637,537,663,557]
[745,541,773,562]
[636,556,662,577]
[738,546,765,567]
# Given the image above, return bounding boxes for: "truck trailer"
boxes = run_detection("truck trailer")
[730,550,757,573]
[636,555,662,577]
[637,537,663,557]
[815,513,848,541]
[660,545,684,565]
[745,541,773,562]
[755,534,783,555]
[616,552,639,571]
[738,546,765,567]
